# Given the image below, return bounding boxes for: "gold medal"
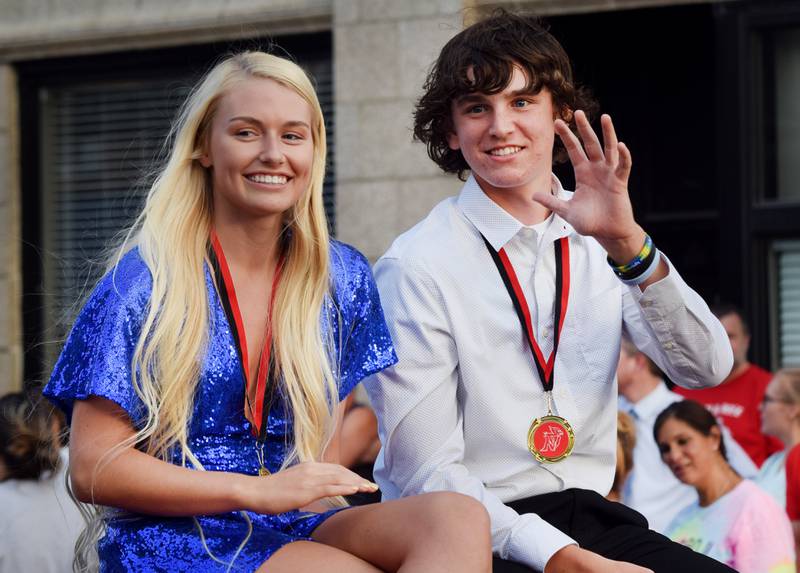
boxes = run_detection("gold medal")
[482,236,575,464]
[527,414,574,463]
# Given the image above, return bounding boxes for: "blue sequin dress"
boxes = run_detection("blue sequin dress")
[44,241,397,572]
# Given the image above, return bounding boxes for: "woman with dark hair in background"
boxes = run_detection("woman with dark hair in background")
[655,399,795,573]
[0,391,83,572]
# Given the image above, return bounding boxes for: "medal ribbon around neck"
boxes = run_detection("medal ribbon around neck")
[209,231,284,449]
[481,235,570,392]
[482,234,574,462]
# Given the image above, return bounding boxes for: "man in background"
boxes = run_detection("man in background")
[674,304,783,466]
[617,338,756,532]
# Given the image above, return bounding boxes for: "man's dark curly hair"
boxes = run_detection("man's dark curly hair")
[413,10,599,180]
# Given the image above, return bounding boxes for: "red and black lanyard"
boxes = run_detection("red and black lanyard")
[208,231,284,441]
[481,236,571,392]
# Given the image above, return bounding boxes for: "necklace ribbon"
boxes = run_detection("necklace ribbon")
[482,234,574,463]
[482,236,570,391]
[209,232,284,447]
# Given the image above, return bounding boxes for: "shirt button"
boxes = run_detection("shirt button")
[664,341,674,350]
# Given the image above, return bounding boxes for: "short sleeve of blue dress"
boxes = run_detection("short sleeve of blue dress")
[328,240,397,399]
[42,244,397,572]
[44,249,151,426]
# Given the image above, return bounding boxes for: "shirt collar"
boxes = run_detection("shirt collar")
[457,174,575,251]
[627,381,673,421]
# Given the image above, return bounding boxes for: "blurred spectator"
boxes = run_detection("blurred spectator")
[608,410,636,502]
[756,369,800,507]
[339,388,381,470]
[0,391,83,572]
[617,338,756,532]
[767,369,800,570]
[673,304,783,466]
[339,389,382,506]
[656,400,794,573]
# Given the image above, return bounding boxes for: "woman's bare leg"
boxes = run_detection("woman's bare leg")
[258,540,382,573]
[312,492,492,572]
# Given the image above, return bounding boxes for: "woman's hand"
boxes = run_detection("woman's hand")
[70,397,376,517]
[238,462,378,515]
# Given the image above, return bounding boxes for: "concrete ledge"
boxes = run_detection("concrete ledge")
[0,0,333,62]
[468,0,735,17]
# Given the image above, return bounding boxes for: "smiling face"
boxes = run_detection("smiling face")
[447,66,561,201]
[656,417,722,487]
[201,76,314,226]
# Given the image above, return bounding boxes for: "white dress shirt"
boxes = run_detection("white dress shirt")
[619,383,756,533]
[364,175,733,572]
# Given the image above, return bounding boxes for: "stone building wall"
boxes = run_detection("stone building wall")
[0,0,733,393]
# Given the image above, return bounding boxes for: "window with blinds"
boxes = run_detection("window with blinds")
[773,240,800,367]
[35,50,334,371]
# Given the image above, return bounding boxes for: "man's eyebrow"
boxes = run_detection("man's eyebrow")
[454,88,541,105]
[510,87,541,97]
[454,93,488,105]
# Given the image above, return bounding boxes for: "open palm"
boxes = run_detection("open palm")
[534,111,640,244]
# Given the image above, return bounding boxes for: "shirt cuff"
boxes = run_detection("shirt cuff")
[626,255,686,316]
[502,511,578,572]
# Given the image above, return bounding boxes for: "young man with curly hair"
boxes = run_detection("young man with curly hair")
[364,11,736,573]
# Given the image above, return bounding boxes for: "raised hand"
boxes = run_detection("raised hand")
[241,461,379,515]
[534,110,646,264]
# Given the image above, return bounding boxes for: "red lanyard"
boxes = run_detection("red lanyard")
[482,236,570,391]
[209,231,284,440]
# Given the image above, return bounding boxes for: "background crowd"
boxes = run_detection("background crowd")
[2,302,798,572]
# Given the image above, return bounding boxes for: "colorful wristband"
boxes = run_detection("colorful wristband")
[618,249,662,286]
[607,234,654,280]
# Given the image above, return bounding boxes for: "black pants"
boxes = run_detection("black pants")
[491,489,736,573]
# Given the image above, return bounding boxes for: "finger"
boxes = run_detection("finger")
[318,465,378,490]
[319,480,378,498]
[600,114,619,166]
[574,110,604,162]
[328,484,372,496]
[554,118,588,166]
[532,191,569,219]
[615,142,632,181]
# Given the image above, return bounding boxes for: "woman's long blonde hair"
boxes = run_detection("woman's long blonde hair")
[75,52,337,570]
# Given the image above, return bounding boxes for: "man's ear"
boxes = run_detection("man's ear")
[447,131,461,151]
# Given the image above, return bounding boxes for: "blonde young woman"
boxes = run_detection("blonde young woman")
[43,52,491,573]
